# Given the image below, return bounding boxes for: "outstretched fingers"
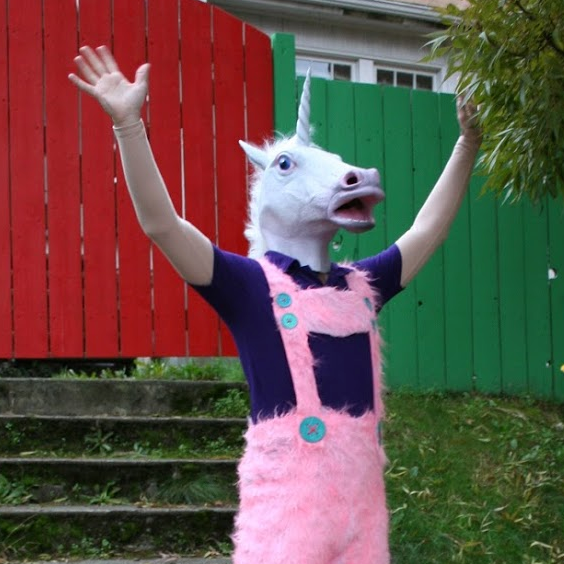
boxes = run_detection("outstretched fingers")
[67,72,97,96]
[72,53,99,86]
[96,45,119,73]
[68,45,121,96]
[79,45,109,78]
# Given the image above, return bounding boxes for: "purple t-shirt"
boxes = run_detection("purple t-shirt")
[193,245,403,422]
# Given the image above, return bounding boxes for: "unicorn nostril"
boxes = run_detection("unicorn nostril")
[343,171,362,187]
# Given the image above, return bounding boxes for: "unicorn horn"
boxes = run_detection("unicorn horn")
[296,68,311,146]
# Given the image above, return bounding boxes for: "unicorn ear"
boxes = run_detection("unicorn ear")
[239,140,269,170]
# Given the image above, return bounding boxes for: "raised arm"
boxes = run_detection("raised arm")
[68,45,213,286]
[395,98,481,287]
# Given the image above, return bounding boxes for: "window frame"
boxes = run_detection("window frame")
[296,52,439,92]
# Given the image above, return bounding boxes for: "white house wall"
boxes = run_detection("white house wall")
[207,1,459,93]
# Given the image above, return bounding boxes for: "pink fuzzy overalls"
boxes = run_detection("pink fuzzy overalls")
[232,259,390,564]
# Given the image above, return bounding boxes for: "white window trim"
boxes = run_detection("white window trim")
[297,49,442,91]
[296,54,358,82]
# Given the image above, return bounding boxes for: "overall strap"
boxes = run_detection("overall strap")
[345,267,384,420]
[258,258,322,413]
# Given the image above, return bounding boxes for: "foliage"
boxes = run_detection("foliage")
[210,388,250,418]
[0,475,32,505]
[84,429,114,455]
[427,0,564,203]
[130,358,245,382]
[53,358,245,382]
[86,482,123,506]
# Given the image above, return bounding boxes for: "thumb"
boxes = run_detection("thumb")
[135,63,150,88]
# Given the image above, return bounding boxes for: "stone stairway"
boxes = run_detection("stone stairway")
[0,377,247,562]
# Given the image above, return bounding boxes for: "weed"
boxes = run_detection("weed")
[210,389,249,418]
[199,437,242,458]
[84,428,114,455]
[86,482,123,505]
[3,423,24,448]
[204,539,233,557]
[0,475,32,505]
[69,537,113,559]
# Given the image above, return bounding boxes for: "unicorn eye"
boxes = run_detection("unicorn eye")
[276,153,294,173]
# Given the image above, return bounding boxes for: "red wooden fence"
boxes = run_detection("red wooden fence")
[0,0,273,359]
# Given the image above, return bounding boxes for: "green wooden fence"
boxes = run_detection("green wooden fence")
[272,33,564,401]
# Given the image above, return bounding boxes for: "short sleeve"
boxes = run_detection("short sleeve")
[191,246,268,325]
[354,243,404,310]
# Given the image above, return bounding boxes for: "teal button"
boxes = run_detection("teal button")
[281,313,298,329]
[364,297,373,311]
[300,416,326,443]
[276,293,292,308]
[371,318,378,331]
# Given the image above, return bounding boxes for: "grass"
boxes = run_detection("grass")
[384,392,564,564]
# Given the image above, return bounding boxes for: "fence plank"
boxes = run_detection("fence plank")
[548,205,564,401]
[9,0,48,358]
[327,80,358,262]
[147,0,188,357]
[79,0,119,357]
[469,187,502,393]
[355,84,386,262]
[271,33,296,138]
[412,90,446,390]
[0,0,11,357]
[44,0,83,357]
[498,202,528,394]
[354,84,389,342]
[381,87,417,389]
[441,95,474,392]
[212,7,247,356]
[307,77,327,146]
[181,0,220,357]
[113,0,153,358]
[523,202,553,398]
[244,23,274,148]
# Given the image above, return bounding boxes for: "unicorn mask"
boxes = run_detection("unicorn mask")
[240,72,385,273]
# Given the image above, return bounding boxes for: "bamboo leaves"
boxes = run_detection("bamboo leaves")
[427,0,564,203]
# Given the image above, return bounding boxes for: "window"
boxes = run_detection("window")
[296,56,437,91]
[296,58,353,81]
[376,67,434,91]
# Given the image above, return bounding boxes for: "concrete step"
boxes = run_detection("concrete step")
[0,505,236,558]
[0,378,245,562]
[0,414,246,456]
[0,457,238,505]
[0,378,246,417]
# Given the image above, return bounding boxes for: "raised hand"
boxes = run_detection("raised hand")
[68,45,149,127]
[456,96,482,143]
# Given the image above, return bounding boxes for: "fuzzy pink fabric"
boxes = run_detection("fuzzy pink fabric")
[234,410,388,564]
[232,260,389,564]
